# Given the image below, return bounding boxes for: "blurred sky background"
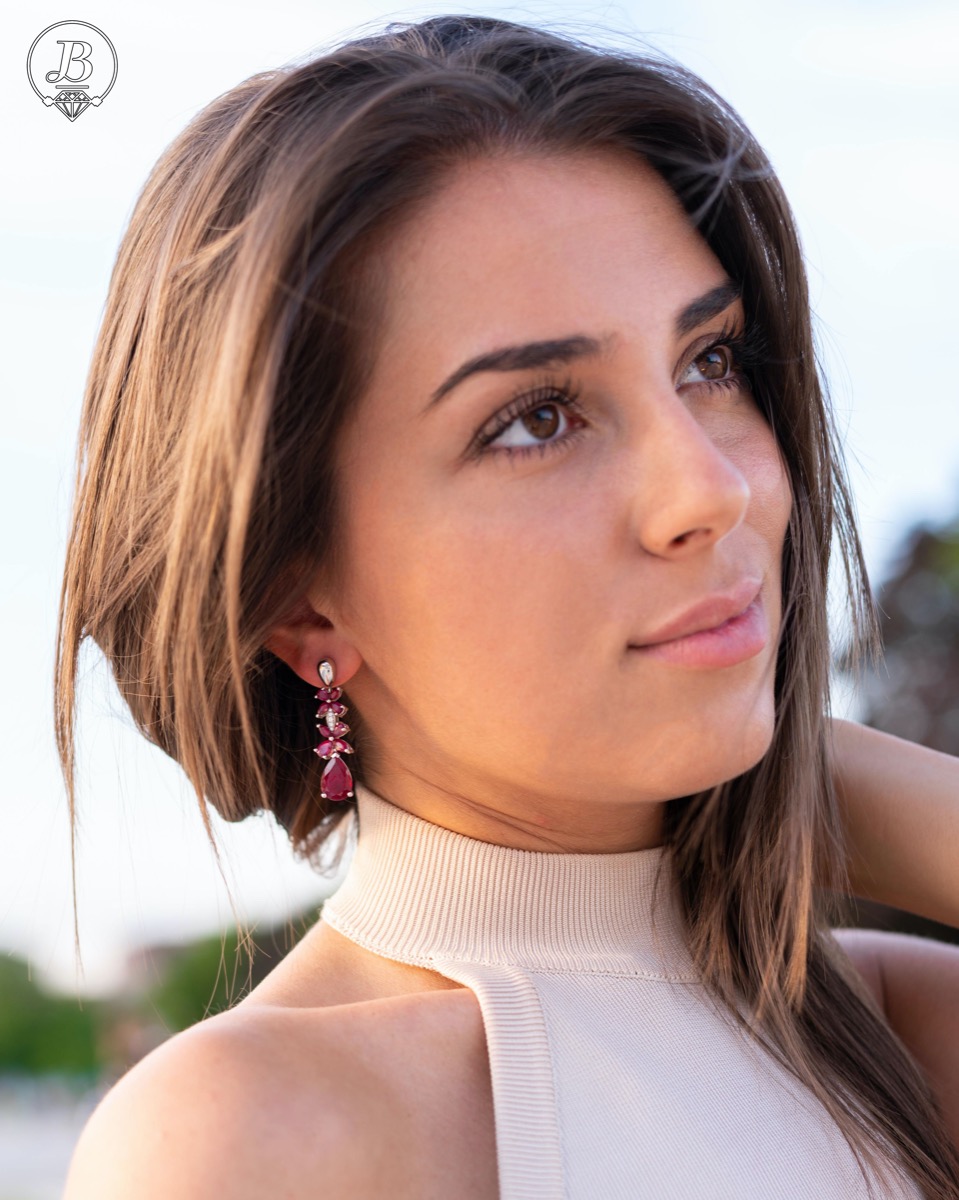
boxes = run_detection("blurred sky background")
[2,0,957,999]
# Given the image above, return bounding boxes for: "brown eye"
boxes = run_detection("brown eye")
[694,346,733,381]
[476,382,586,461]
[521,405,561,439]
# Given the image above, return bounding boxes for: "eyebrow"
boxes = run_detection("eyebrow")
[425,280,742,411]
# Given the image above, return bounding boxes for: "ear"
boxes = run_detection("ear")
[262,593,362,689]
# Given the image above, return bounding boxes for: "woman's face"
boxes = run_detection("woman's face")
[313,150,792,851]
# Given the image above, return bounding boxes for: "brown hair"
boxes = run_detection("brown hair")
[54,14,959,1196]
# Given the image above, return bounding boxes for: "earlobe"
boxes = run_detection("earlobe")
[262,597,362,689]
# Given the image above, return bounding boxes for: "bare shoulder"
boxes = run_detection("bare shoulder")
[63,916,496,1200]
[62,1004,387,1200]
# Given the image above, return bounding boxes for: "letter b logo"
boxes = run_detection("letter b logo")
[27,22,117,122]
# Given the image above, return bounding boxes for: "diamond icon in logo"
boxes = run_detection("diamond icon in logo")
[27,21,117,124]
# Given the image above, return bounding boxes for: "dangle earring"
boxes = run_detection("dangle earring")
[313,659,355,802]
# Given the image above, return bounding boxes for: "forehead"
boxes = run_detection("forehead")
[371,150,728,360]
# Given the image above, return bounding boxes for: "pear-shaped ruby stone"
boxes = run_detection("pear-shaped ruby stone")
[321,754,354,802]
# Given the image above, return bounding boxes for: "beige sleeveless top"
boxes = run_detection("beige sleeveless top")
[318,781,920,1200]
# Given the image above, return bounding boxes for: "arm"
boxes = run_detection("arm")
[833,927,959,1152]
[827,717,959,929]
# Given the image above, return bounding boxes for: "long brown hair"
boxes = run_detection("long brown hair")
[54,14,959,1196]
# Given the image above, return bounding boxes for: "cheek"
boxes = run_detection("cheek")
[342,472,582,678]
[741,427,792,646]
[742,422,793,544]
[414,500,590,653]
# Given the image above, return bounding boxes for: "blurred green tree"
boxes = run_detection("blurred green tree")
[0,954,101,1075]
[139,905,322,1034]
[0,906,324,1079]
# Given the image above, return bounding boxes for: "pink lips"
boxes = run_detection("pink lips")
[630,597,768,668]
[639,578,762,645]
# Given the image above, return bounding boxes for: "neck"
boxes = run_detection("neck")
[318,780,697,979]
[356,768,667,853]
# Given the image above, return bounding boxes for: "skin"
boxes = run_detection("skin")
[266,148,793,854]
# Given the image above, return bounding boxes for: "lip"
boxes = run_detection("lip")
[629,596,768,669]
[627,577,767,669]
[635,578,764,646]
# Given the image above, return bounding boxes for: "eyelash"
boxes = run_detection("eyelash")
[471,319,767,463]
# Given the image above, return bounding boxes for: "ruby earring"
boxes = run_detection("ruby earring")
[313,659,355,802]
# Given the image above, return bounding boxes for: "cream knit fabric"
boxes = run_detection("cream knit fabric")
[318,781,920,1200]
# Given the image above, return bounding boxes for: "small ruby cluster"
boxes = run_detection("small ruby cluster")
[313,664,355,801]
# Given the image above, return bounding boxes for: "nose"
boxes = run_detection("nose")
[625,391,752,557]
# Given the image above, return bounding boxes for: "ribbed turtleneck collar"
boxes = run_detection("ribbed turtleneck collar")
[318,781,700,981]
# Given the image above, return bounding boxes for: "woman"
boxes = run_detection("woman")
[57,14,959,1199]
